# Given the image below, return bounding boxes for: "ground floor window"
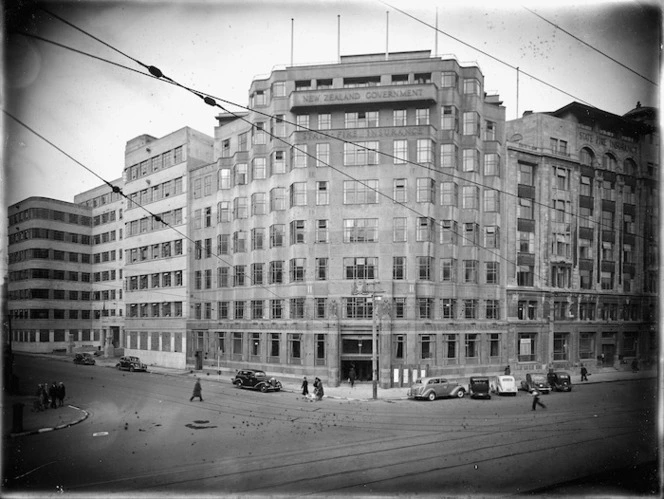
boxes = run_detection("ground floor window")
[420,334,434,360]
[622,332,637,357]
[316,334,326,365]
[465,334,478,358]
[251,332,261,357]
[489,333,500,357]
[393,334,404,359]
[162,332,171,352]
[289,333,301,364]
[139,331,148,350]
[151,332,159,351]
[445,334,457,359]
[553,333,569,360]
[518,333,536,362]
[232,332,243,360]
[174,332,182,352]
[579,332,595,359]
[270,333,280,360]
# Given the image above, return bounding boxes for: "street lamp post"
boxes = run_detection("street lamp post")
[352,281,383,400]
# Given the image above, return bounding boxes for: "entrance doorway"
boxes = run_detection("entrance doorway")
[341,360,375,382]
[601,344,615,366]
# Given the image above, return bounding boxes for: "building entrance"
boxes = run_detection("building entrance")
[340,359,375,382]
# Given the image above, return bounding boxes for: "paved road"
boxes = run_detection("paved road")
[2,355,659,496]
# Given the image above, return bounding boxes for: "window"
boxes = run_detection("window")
[484,121,496,141]
[344,142,378,166]
[418,299,434,319]
[416,178,435,203]
[486,300,500,320]
[463,223,479,246]
[270,188,286,211]
[269,261,284,284]
[465,333,478,357]
[441,182,457,206]
[315,298,327,319]
[418,256,433,281]
[252,263,264,285]
[393,217,407,242]
[517,265,534,286]
[393,109,407,126]
[603,153,617,171]
[518,197,533,219]
[463,78,480,95]
[272,81,285,97]
[441,106,458,131]
[296,114,309,131]
[580,268,593,289]
[441,71,457,87]
[484,153,499,176]
[252,157,266,180]
[602,241,614,260]
[315,258,328,280]
[484,189,500,212]
[290,298,305,319]
[270,225,285,247]
[251,193,266,216]
[462,112,479,136]
[234,265,246,286]
[315,143,330,167]
[463,260,478,283]
[441,258,456,282]
[601,271,614,290]
[417,217,435,242]
[440,220,456,244]
[290,220,306,245]
[486,261,499,284]
[344,257,377,280]
[420,334,434,360]
[393,335,405,359]
[552,265,571,288]
[518,231,534,253]
[518,333,537,362]
[292,145,308,169]
[518,301,538,320]
[343,219,378,243]
[233,197,247,219]
[316,181,329,205]
[315,220,328,243]
[441,144,457,169]
[519,163,534,186]
[484,226,499,249]
[393,140,408,164]
[289,258,305,282]
[343,180,378,204]
[252,122,266,145]
[416,108,429,125]
[393,256,406,280]
[269,332,280,357]
[345,111,379,128]
[462,186,479,209]
[318,113,331,130]
[416,139,434,164]
[272,150,286,174]
[290,182,307,207]
[289,333,302,361]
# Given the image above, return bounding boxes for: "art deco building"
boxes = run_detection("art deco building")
[188,50,509,386]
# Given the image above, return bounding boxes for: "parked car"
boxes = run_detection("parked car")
[548,371,572,392]
[469,376,491,399]
[407,377,466,401]
[116,356,148,372]
[232,369,282,392]
[520,373,551,394]
[73,353,96,365]
[491,375,518,395]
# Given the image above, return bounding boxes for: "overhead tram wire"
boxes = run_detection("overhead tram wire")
[19,18,652,289]
[16,19,645,243]
[522,6,658,87]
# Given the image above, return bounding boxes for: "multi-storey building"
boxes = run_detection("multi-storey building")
[188,50,509,386]
[121,127,214,368]
[505,102,658,369]
[7,51,658,385]
[7,197,96,352]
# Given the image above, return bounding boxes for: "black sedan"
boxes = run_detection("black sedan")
[231,369,282,392]
[73,353,96,365]
[116,356,148,372]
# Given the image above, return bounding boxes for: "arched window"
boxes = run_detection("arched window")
[602,153,617,171]
[623,158,637,176]
[580,147,595,167]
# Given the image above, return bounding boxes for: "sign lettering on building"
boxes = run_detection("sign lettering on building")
[578,131,638,154]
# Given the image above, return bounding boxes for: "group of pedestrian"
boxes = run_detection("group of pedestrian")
[34,381,66,412]
[300,376,324,401]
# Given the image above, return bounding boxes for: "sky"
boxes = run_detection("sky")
[2,0,661,208]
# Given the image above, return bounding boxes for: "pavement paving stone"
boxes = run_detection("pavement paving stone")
[3,351,657,438]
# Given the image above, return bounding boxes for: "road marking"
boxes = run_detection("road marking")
[93,431,109,437]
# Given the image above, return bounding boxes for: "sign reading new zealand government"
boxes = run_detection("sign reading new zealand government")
[578,131,638,154]
[291,84,436,109]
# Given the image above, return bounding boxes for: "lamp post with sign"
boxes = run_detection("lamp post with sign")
[352,280,384,399]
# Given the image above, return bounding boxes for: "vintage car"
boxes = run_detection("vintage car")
[407,377,466,401]
[73,353,96,365]
[547,371,572,392]
[116,356,148,372]
[520,373,551,394]
[490,375,518,395]
[469,376,492,399]
[232,369,282,392]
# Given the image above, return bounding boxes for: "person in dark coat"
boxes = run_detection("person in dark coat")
[580,364,588,382]
[314,377,324,401]
[504,365,511,375]
[190,377,203,402]
[49,382,58,409]
[349,366,356,388]
[531,389,546,411]
[57,382,66,407]
[301,376,309,396]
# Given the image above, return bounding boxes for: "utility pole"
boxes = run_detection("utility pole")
[352,280,384,399]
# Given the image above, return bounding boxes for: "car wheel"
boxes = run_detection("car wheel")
[234,380,242,388]
[260,385,268,393]
[129,366,135,372]
[456,389,465,398]
[116,364,121,369]
[427,392,436,401]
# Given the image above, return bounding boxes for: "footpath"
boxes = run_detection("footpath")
[3,351,658,438]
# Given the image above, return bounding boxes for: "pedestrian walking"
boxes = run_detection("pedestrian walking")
[580,364,588,382]
[531,389,546,411]
[190,377,203,402]
[301,376,309,396]
[35,384,45,411]
[49,382,58,409]
[349,366,356,388]
[314,377,324,401]
[57,382,66,407]
[504,365,511,376]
